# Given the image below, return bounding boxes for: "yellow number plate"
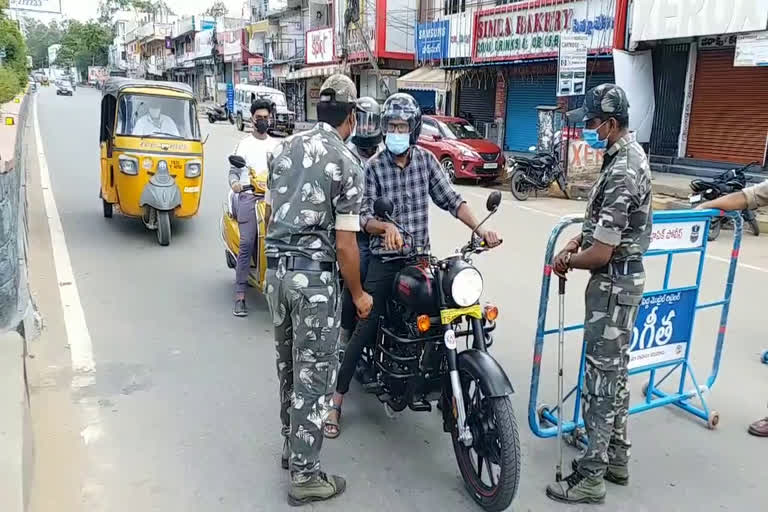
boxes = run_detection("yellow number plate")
[440,304,482,325]
[170,159,184,172]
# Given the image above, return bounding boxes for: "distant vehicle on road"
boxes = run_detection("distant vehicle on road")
[55,80,73,96]
[417,115,505,183]
[233,83,295,135]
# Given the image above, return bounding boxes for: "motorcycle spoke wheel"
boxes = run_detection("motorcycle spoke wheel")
[451,370,520,511]
[510,171,529,201]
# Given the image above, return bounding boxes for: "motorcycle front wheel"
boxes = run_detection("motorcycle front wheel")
[708,218,721,241]
[510,170,530,201]
[555,172,570,199]
[451,368,520,512]
[742,209,760,236]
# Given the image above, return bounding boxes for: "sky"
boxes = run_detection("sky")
[14,0,250,23]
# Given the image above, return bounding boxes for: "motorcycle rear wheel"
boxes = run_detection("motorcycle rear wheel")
[451,369,520,512]
[510,170,530,201]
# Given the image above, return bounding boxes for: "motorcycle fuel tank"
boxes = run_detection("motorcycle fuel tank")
[394,264,439,315]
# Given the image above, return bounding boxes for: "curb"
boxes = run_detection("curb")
[0,331,30,512]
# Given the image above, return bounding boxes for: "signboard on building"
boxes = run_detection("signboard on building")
[222,30,242,62]
[557,33,588,96]
[734,31,768,66]
[698,34,737,49]
[416,20,450,60]
[195,29,214,59]
[306,27,334,64]
[472,0,614,63]
[88,66,109,83]
[9,0,61,13]
[248,56,264,82]
[447,11,474,59]
[630,0,768,46]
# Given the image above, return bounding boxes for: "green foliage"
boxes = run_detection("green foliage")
[0,66,21,103]
[0,14,28,101]
[57,20,113,70]
[22,18,63,68]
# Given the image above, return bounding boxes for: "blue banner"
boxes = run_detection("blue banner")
[416,20,450,60]
[628,288,697,370]
[226,83,234,114]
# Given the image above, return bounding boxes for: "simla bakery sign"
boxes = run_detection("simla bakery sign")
[472,0,615,63]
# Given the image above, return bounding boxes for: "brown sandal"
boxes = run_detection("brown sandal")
[323,405,342,439]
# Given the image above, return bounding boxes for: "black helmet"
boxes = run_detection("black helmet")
[352,96,382,149]
[381,93,422,145]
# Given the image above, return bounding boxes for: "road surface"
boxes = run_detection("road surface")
[25,86,768,511]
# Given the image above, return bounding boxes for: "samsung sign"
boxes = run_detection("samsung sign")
[416,20,450,60]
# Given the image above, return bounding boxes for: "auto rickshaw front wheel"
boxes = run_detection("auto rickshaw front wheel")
[102,199,113,218]
[156,211,171,246]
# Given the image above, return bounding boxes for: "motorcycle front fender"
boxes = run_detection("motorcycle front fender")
[139,181,182,211]
[457,349,514,397]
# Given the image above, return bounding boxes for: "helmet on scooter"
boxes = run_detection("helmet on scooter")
[381,93,422,145]
[352,96,382,149]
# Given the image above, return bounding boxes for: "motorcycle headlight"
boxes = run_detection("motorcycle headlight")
[185,161,202,178]
[450,266,483,307]
[118,155,139,175]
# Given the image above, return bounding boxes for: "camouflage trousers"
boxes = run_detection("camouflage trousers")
[265,263,340,484]
[578,271,644,479]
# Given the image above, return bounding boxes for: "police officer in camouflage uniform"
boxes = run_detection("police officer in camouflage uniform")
[547,84,652,504]
[264,74,373,506]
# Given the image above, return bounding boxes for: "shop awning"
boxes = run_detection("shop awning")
[286,64,341,81]
[397,66,452,92]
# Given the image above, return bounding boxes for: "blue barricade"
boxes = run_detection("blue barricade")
[529,209,743,441]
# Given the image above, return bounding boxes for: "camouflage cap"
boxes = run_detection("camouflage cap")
[567,83,630,123]
[319,74,357,104]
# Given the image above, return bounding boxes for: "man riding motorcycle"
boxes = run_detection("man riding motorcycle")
[339,97,384,355]
[324,93,502,438]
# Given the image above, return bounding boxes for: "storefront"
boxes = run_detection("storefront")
[469,0,617,151]
[396,66,451,114]
[648,42,691,157]
[686,45,768,165]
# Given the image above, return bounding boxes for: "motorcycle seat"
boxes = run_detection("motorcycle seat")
[515,155,547,166]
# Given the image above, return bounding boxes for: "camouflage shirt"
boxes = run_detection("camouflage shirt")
[581,132,652,262]
[265,122,364,262]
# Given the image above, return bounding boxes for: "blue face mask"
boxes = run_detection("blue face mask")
[385,132,410,155]
[582,121,608,149]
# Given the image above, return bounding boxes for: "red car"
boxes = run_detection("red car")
[418,115,505,182]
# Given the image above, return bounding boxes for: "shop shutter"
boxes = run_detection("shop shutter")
[687,48,768,165]
[649,44,689,156]
[403,89,436,113]
[457,77,495,128]
[504,75,556,152]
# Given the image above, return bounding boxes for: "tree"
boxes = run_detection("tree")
[57,20,112,71]
[0,0,28,101]
[22,18,64,68]
[203,1,229,17]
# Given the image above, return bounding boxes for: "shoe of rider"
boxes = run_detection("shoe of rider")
[748,416,768,437]
[229,98,280,315]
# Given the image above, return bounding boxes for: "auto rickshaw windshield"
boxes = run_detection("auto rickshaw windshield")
[116,94,200,139]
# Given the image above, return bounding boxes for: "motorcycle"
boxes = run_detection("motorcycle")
[220,155,269,292]
[689,162,760,241]
[508,132,569,201]
[357,191,520,511]
[208,102,235,124]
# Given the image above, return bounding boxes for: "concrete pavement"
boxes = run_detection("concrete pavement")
[24,85,768,511]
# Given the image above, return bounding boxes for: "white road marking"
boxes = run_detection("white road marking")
[34,95,96,373]
[463,189,768,274]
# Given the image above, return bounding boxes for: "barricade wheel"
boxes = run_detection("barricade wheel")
[707,411,720,430]
[761,350,768,364]
[537,404,552,425]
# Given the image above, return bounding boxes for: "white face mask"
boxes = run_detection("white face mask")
[149,107,161,120]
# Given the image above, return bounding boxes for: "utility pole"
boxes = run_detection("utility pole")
[342,0,390,99]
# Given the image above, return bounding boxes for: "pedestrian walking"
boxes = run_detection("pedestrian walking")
[697,179,768,437]
[548,84,653,504]
[263,74,373,506]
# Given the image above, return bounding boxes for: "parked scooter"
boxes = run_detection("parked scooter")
[220,155,269,292]
[508,131,569,200]
[689,162,760,240]
[207,102,234,124]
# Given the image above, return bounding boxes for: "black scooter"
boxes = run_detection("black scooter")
[207,102,234,124]
[689,162,761,241]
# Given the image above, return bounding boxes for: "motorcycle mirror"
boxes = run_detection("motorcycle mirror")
[486,191,502,212]
[528,145,537,152]
[374,197,394,219]
[228,155,246,168]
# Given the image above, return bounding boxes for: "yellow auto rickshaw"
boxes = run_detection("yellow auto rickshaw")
[99,78,204,245]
